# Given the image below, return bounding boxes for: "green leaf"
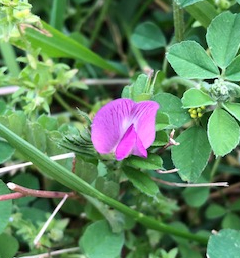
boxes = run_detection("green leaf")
[223,102,240,122]
[206,12,240,68]
[125,153,163,170]
[95,177,119,199]
[207,229,240,258]
[225,55,240,81]
[0,233,19,258]
[152,93,190,128]
[174,0,204,8]
[0,140,14,164]
[0,100,6,115]
[131,22,166,50]
[12,173,40,206]
[155,112,170,130]
[222,213,240,230]
[0,180,12,234]
[171,126,211,182]
[182,187,209,207]
[185,1,218,28]
[152,130,169,146]
[207,108,240,156]
[123,167,159,197]
[37,114,58,131]
[8,111,26,136]
[25,122,46,152]
[79,220,124,258]
[182,88,216,108]
[16,21,124,74]
[205,204,226,219]
[166,41,219,79]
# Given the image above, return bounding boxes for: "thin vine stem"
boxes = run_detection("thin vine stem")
[0,123,208,245]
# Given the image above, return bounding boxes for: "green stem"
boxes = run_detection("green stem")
[61,90,93,110]
[162,76,198,88]
[0,123,208,244]
[90,0,111,45]
[54,92,82,122]
[0,42,20,76]
[173,1,184,42]
[210,156,221,179]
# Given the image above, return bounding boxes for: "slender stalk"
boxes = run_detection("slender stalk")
[210,156,221,179]
[54,92,82,122]
[61,90,93,109]
[0,42,20,76]
[173,1,184,42]
[162,76,198,88]
[16,247,80,258]
[0,123,208,244]
[90,0,111,45]
[34,195,68,245]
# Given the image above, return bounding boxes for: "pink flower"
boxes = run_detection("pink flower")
[91,98,159,160]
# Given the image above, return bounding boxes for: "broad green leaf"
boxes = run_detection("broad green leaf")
[166,41,219,79]
[125,153,163,170]
[207,229,240,258]
[205,204,226,219]
[37,114,58,131]
[75,157,98,184]
[123,167,159,197]
[174,0,204,8]
[152,93,190,128]
[171,126,211,182]
[185,1,218,28]
[182,88,216,108]
[131,22,166,50]
[0,180,12,234]
[14,21,124,74]
[0,140,14,163]
[207,108,240,156]
[95,177,119,199]
[79,220,124,258]
[0,233,19,258]
[8,111,26,136]
[182,187,209,207]
[225,55,240,81]
[223,102,240,122]
[25,122,46,152]
[206,12,240,68]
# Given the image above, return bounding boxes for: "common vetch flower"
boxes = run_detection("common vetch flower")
[91,98,159,160]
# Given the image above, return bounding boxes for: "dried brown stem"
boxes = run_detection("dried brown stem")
[0,182,77,201]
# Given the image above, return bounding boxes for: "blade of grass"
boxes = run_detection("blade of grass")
[0,122,208,245]
[0,42,20,76]
[50,0,67,31]
[12,21,127,75]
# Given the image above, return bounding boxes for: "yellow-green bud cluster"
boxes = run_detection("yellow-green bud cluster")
[188,106,206,119]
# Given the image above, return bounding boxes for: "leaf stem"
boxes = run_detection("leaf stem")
[210,156,221,179]
[0,123,208,245]
[54,92,82,122]
[173,0,184,42]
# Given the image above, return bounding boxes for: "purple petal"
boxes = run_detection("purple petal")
[116,124,136,160]
[91,98,135,154]
[131,101,159,148]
